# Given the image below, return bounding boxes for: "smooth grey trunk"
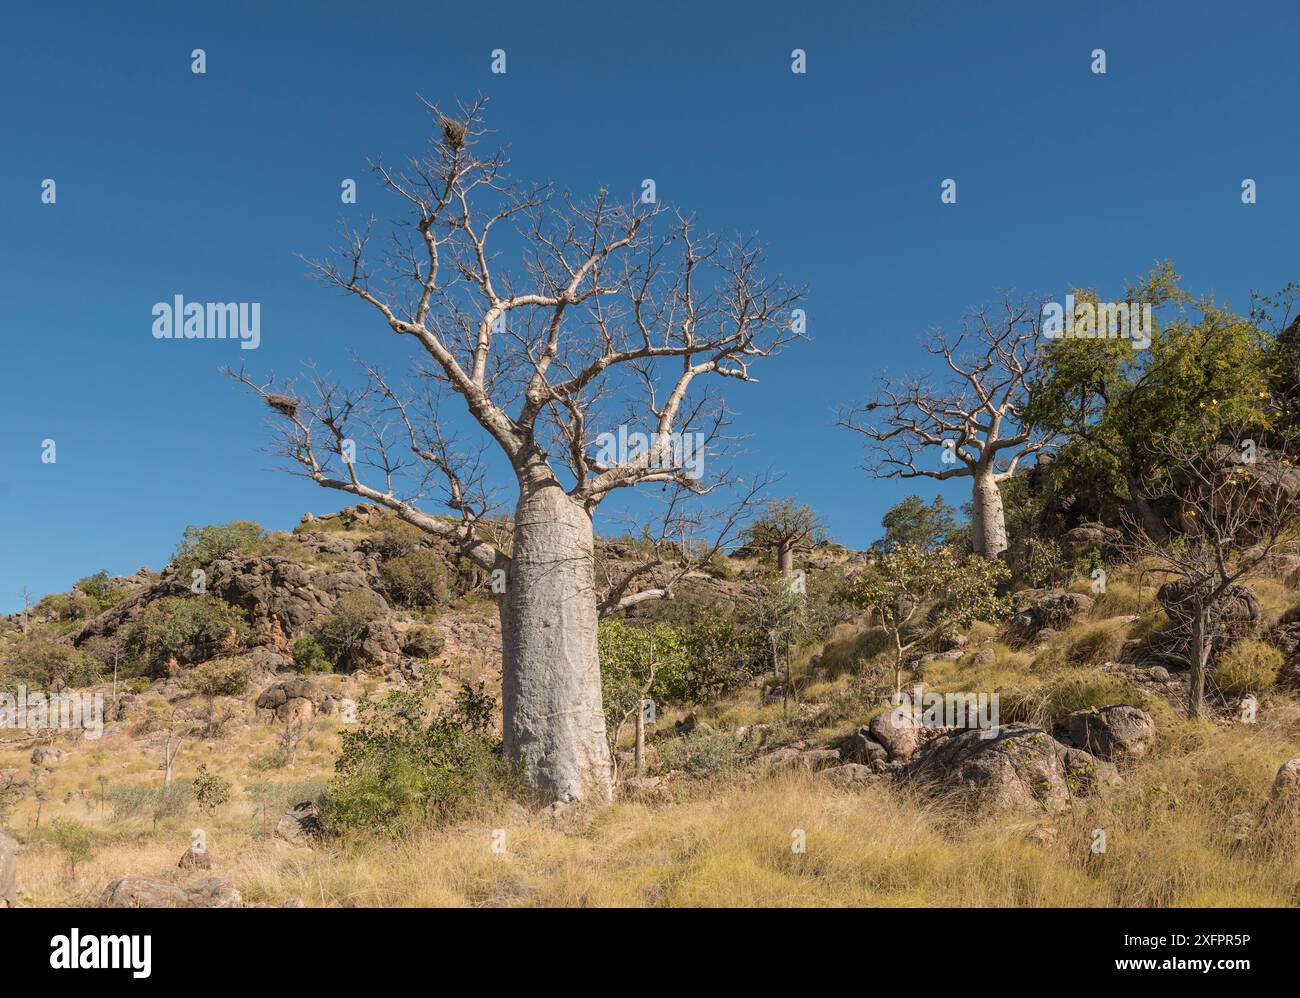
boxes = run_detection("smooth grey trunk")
[970,469,1009,558]
[500,478,613,803]
[777,543,794,577]
[634,706,646,776]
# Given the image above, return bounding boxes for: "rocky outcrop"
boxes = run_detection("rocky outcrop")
[255,678,339,724]
[1009,590,1094,640]
[1054,705,1156,762]
[98,874,242,908]
[902,723,1119,812]
[1060,522,1124,562]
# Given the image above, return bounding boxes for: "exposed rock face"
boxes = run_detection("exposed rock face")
[276,801,324,845]
[759,747,842,774]
[1054,705,1157,762]
[902,723,1119,812]
[99,874,242,908]
[836,726,890,767]
[1009,590,1094,639]
[1060,522,1123,562]
[1156,580,1260,640]
[867,709,923,763]
[255,678,339,724]
[0,830,17,908]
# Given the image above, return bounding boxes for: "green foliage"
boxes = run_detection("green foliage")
[679,615,771,700]
[657,729,740,779]
[126,595,250,667]
[323,675,511,836]
[192,764,233,814]
[76,570,127,611]
[319,591,385,667]
[175,521,264,570]
[400,624,446,660]
[380,549,453,608]
[182,658,250,698]
[598,619,692,742]
[1027,264,1278,526]
[1214,639,1283,697]
[292,634,333,674]
[0,639,104,689]
[42,818,96,876]
[874,495,965,553]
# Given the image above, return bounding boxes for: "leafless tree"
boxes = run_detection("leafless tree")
[227,97,803,802]
[1129,419,1300,718]
[839,295,1053,557]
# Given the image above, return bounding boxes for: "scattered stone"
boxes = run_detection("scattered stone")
[1054,705,1157,762]
[836,725,889,766]
[276,801,325,845]
[868,708,921,763]
[97,875,239,909]
[178,844,212,870]
[1009,590,1094,640]
[30,746,67,766]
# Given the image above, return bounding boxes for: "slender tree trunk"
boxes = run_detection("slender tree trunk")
[970,469,1009,558]
[634,706,646,776]
[1188,610,1208,719]
[500,477,613,803]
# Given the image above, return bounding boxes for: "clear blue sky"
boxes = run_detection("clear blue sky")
[3,0,1297,612]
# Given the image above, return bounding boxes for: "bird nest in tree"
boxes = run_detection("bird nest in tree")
[441,118,467,151]
[264,393,300,418]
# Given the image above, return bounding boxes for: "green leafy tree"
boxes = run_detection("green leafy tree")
[844,544,1011,691]
[874,494,965,553]
[126,595,249,670]
[192,764,233,814]
[598,619,691,773]
[44,818,95,878]
[1027,263,1276,539]
[319,591,386,668]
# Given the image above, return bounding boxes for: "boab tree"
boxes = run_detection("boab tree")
[228,99,802,803]
[744,498,824,576]
[839,295,1053,558]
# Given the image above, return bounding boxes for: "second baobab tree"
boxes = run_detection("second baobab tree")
[839,296,1053,557]
[229,99,803,804]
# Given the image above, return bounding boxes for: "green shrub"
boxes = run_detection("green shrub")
[322,676,512,836]
[126,595,250,668]
[319,591,385,667]
[174,521,264,570]
[192,764,233,814]
[656,728,739,779]
[1,639,103,689]
[42,818,96,876]
[292,634,333,673]
[380,549,452,608]
[1214,639,1283,697]
[182,658,250,697]
[400,625,446,660]
[75,570,128,610]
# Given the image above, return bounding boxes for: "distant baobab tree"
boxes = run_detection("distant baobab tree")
[839,295,1054,557]
[229,97,803,803]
